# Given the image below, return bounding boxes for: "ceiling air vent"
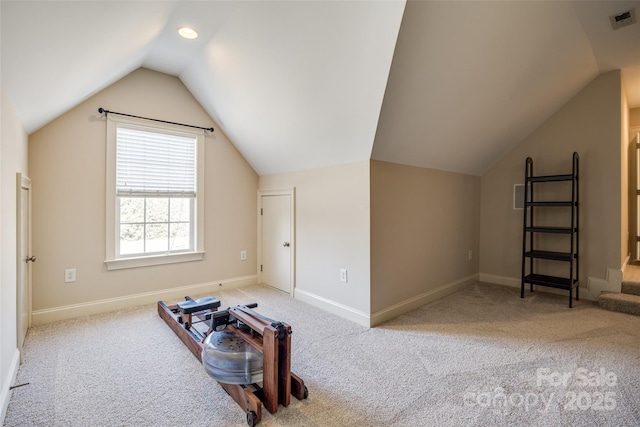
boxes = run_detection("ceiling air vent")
[610,8,636,30]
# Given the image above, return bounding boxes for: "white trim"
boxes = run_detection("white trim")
[479,273,520,288]
[295,275,479,328]
[105,251,204,271]
[370,274,478,326]
[31,274,257,325]
[605,267,623,293]
[294,288,370,327]
[0,349,20,424]
[257,188,296,294]
[105,115,205,268]
[16,173,32,341]
[479,272,600,301]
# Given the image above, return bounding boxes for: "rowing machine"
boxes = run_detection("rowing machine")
[157,296,308,426]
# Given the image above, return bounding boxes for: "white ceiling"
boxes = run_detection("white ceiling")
[372,0,638,175]
[1,1,639,177]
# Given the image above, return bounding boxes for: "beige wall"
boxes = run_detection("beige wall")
[28,68,258,316]
[1,83,29,420]
[480,71,623,298]
[258,161,371,320]
[630,108,640,127]
[370,161,480,313]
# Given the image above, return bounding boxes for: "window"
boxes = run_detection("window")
[105,117,204,270]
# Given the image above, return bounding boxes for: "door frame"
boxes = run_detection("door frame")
[257,188,295,295]
[631,127,640,261]
[16,173,32,348]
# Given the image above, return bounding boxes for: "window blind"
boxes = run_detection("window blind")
[116,127,197,196]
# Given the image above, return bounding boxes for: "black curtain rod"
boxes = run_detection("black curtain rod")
[98,108,214,132]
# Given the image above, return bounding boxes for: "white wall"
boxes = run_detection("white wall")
[28,68,259,323]
[1,82,29,422]
[259,161,371,326]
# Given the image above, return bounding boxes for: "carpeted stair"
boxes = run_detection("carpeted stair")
[599,266,640,316]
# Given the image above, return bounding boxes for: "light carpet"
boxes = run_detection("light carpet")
[4,282,640,426]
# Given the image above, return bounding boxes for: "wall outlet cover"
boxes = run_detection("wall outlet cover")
[65,269,77,283]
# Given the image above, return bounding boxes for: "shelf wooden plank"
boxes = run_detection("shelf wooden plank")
[527,174,574,182]
[526,201,574,207]
[524,250,574,261]
[525,226,576,234]
[523,274,578,290]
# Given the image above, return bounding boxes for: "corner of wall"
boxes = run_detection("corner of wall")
[294,288,371,328]
[370,274,478,326]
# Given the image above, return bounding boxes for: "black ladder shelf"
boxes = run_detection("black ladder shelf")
[521,152,579,307]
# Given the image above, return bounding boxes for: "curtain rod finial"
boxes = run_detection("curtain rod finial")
[98,107,106,114]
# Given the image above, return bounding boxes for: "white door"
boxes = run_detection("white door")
[17,174,33,351]
[261,194,292,293]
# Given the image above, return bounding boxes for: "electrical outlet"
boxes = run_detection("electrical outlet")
[65,269,76,283]
[240,250,247,261]
[340,269,348,283]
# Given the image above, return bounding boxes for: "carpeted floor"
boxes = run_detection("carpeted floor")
[624,263,640,283]
[4,282,640,426]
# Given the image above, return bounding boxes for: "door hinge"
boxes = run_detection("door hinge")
[260,265,263,272]
[261,208,263,215]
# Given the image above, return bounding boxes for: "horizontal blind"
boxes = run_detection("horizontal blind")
[116,126,197,196]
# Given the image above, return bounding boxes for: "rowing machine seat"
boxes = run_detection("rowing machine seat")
[177,296,221,314]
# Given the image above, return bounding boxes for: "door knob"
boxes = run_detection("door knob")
[26,256,36,263]
[283,242,290,247]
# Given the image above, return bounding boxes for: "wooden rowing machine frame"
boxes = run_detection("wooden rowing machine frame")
[157,297,308,426]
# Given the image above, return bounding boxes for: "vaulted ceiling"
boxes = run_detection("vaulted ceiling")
[1,1,639,176]
[373,0,640,175]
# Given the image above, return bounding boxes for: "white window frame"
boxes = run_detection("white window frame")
[104,116,205,270]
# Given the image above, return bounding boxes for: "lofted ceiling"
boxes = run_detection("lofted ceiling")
[1,1,639,177]
[372,0,640,175]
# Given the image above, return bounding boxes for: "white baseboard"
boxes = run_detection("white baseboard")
[479,273,598,301]
[295,275,479,328]
[605,268,623,292]
[1,349,20,425]
[370,274,478,326]
[31,275,258,325]
[479,273,520,288]
[294,288,371,328]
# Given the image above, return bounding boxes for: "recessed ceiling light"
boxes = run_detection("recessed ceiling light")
[178,27,198,39]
